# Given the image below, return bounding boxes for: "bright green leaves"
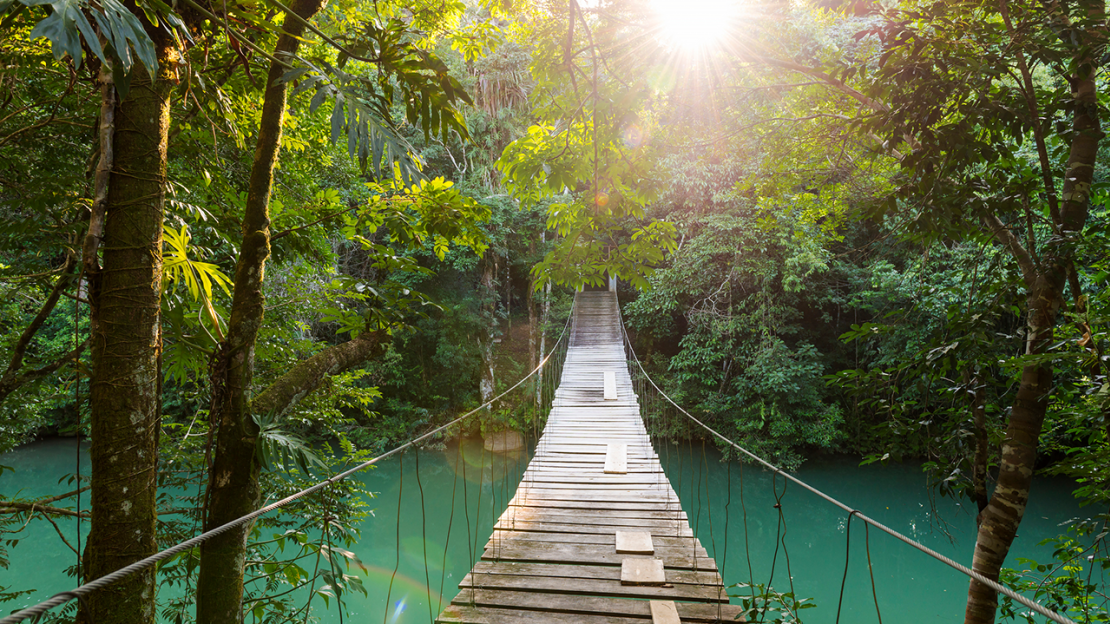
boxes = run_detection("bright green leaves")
[162,224,233,306]
[318,176,490,337]
[283,19,473,184]
[161,224,232,381]
[497,117,674,290]
[450,18,505,63]
[24,0,154,72]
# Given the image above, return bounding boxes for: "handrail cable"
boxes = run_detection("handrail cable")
[1,303,576,624]
[614,300,1078,624]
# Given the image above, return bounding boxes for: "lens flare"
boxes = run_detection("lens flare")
[622,124,644,148]
[389,596,407,624]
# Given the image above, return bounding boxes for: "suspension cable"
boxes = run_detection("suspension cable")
[1,303,575,624]
[614,300,1079,624]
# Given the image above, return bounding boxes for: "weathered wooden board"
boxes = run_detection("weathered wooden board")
[458,570,720,601]
[615,531,654,555]
[604,443,628,474]
[485,532,705,553]
[492,517,692,534]
[466,561,721,585]
[504,507,686,521]
[480,542,716,570]
[620,558,665,585]
[442,591,745,622]
[505,499,683,513]
[649,600,681,624]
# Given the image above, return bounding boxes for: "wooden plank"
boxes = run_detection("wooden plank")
[515,483,669,493]
[486,532,705,553]
[467,561,722,586]
[522,473,666,484]
[649,600,681,624]
[494,515,690,532]
[438,604,646,624]
[441,590,745,622]
[506,499,683,513]
[511,490,679,503]
[620,558,665,585]
[604,371,617,400]
[459,570,719,601]
[615,531,654,555]
[604,443,627,474]
[505,507,686,521]
[480,542,716,570]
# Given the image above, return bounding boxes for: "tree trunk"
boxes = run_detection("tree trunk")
[479,254,497,406]
[964,18,1102,622]
[196,1,326,622]
[963,283,1058,624]
[528,244,537,374]
[78,33,176,624]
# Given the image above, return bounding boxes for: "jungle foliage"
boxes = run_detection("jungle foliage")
[0,0,1108,622]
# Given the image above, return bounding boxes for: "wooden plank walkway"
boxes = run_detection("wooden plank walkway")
[437,292,742,623]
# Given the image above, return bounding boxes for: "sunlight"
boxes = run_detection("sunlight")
[647,0,741,53]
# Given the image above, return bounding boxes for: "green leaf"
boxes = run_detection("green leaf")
[26,0,84,68]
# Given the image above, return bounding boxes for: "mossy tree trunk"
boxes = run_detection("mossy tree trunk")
[78,31,176,624]
[193,1,335,621]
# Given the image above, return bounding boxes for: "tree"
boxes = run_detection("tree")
[755,2,1105,621]
[197,3,485,621]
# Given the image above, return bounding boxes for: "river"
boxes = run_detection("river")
[0,437,1102,623]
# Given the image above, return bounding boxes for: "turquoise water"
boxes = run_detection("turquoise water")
[1,437,1103,623]
[662,443,1103,623]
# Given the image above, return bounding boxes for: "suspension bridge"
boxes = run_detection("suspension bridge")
[437,292,742,623]
[0,292,1082,624]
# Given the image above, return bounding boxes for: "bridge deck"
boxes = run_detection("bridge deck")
[437,292,741,623]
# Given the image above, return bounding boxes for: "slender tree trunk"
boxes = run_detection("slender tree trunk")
[196,1,325,622]
[0,254,80,403]
[479,254,497,406]
[78,33,176,624]
[528,243,537,374]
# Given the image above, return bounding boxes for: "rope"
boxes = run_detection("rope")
[382,452,403,624]
[835,510,860,624]
[437,438,461,610]
[415,449,433,624]
[865,522,884,624]
[615,307,1080,624]
[0,302,576,624]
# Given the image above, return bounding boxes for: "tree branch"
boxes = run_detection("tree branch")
[251,330,384,417]
[0,501,90,519]
[0,255,81,405]
[983,214,1037,287]
[270,205,354,241]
